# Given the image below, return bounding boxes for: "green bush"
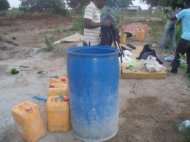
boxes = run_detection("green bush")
[6,8,24,17]
[70,14,84,34]
[39,36,59,52]
[150,25,162,44]
[178,123,190,142]
[10,68,19,75]
[20,0,67,15]
[183,128,190,142]
[0,8,25,17]
[0,0,9,11]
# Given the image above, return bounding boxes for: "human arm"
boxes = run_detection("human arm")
[84,18,101,29]
[167,13,177,21]
[84,4,112,29]
[167,9,183,21]
[84,18,112,29]
[168,10,185,21]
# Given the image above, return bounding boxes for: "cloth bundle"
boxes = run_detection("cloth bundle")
[141,55,166,72]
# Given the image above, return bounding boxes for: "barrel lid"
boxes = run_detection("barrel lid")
[67,46,119,57]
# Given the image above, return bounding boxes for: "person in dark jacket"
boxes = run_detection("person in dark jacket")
[102,9,115,25]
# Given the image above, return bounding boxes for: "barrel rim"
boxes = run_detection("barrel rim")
[66,46,119,57]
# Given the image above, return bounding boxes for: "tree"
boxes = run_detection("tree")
[0,0,10,11]
[106,0,132,8]
[65,0,89,10]
[65,0,132,10]
[20,0,67,15]
[141,0,184,9]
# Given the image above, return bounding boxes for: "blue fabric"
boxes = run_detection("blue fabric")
[164,55,175,62]
[32,96,47,103]
[176,8,190,41]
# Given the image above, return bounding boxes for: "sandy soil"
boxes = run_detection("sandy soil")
[0,14,190,142]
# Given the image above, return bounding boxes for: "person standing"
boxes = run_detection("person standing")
[160,10,179,52]
[83,0,111,46]
[169,0,190,76]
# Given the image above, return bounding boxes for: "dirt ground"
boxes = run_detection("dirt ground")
[0,14,190,142]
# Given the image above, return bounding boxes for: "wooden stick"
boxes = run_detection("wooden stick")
[114,41,123,63]
[116,41,124,57]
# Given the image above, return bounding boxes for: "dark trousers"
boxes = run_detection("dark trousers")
[172,38,190,73]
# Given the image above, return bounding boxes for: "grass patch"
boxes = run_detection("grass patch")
[69,14,84,34]
[180,62,187,74]
[179,62,190,87]
[62,28,75,36]
[39,36,59,52]
[10,68,19,75]
[54,27,62,33]
[0,8,24,17]
[150,24,162,44]
[177,122,190,142]
[183,128,190,142]
[54,18,63,33]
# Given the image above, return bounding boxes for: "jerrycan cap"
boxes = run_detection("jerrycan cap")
[61,78,66,82]
[25,106,32,112]
[64,96,69,102]
[49,85,55,88]
[61,78,68,84]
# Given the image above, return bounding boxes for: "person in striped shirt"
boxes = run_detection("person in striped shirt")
[84,0,112,46]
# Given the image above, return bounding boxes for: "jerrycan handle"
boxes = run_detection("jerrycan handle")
[60,76,68,84]
[64,96,69,102]
[139,28,144,32]
[25,106,32,112]
[50,97,57,102]
[19,102,33,112]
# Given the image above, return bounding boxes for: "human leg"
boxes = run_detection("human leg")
[171,52,180,73]
[187,52,190,73]
[169,27,176,52]
[186,46,190,74]
[171,39,185,73]
[160,27,170,50]
[160,21,173,50]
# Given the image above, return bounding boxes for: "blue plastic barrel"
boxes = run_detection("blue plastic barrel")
[67,46,119,142]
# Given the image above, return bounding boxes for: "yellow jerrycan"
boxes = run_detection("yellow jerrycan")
[135,28,145,42]
[120,27,127,44]
[46,95,70,132]
[11,101,46,142]
[48,75,68,97]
